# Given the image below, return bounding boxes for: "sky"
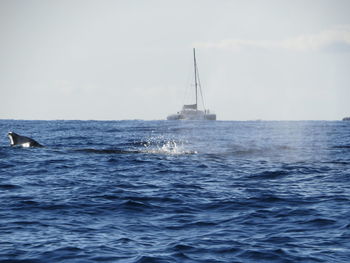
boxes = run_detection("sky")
[0,0,349,120]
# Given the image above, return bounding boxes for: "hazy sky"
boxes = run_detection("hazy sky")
[1,0,349,120]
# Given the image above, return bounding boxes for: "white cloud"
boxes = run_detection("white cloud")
[195,25,350,52]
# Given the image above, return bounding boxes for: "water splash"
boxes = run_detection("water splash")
[140,137,197,155]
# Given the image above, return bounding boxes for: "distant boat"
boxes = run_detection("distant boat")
[167,49,216,120]
[343,117,350,121]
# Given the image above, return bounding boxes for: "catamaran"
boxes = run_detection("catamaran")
[167,49,216,120]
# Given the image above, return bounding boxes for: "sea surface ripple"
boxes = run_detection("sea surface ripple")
[0,120,349,262]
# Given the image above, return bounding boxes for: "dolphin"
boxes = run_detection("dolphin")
[8,132,43,148]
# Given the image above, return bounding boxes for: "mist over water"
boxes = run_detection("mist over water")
[0,120,349,262]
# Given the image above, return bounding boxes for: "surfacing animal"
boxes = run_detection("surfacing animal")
[7,132,44,148]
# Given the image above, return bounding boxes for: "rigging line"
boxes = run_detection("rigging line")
[181,57,193,107]
[195,60,206,111]
[193,48,198,109]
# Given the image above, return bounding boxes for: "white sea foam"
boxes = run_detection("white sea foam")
[140,137,196,155]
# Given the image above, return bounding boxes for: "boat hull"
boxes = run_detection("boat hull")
[167,110,216,120]
[204,114,216,120]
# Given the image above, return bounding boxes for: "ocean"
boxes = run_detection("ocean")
[0,120,349,263]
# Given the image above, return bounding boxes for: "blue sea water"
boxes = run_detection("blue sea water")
[0,120,349,263]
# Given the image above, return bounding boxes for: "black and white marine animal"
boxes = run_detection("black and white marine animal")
[7,132,43,148]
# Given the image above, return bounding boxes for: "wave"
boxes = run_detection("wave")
[71,143,196,155]
[0,184,21,190]
[74,148,140,154]
[332,145,350,149]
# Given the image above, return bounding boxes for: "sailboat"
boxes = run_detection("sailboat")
[167,49,216,120]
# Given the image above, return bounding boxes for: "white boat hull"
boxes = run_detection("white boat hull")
[167,109,216,120]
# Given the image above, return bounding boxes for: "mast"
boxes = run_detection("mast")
[193,48,198,110]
